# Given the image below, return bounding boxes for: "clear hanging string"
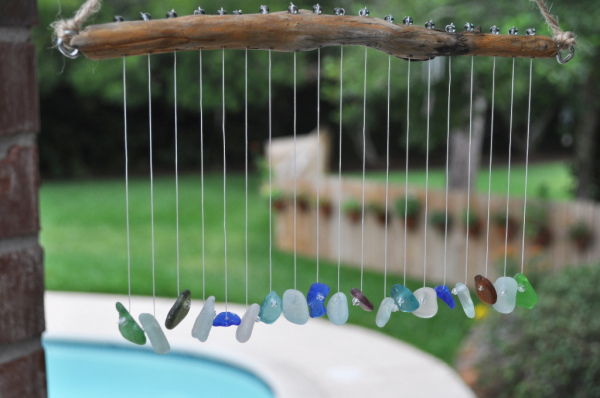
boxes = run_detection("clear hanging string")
[221,48,228,313]
[244,48,249,308]
[360,47,368,292]
[521,58,533,274]
[423,59,431,288]
[293,51,298,291]
[403,59,411,288]
[384,54,391,296]
[464,56,475,285]
[268,49,273,293]
[148,53,156,316]
[174,50,181,295]
[484,57,497,281]
[123,56,131,311]
[504,57,516,277]
[199,50,206,301]
[337,46,344,293]
[443,57,452,286]
[316,48,321,283]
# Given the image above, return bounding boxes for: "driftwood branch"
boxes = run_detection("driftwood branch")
[71,10,558,61]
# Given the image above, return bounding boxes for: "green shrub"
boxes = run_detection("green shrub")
[471,264,600,398]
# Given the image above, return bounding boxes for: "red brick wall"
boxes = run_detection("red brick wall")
[0,0,46,396]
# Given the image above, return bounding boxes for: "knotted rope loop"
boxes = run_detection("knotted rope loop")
[52,0,102,58]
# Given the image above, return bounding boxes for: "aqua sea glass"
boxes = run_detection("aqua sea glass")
[213,311,241,327]
[258,291,282,324]
[236,303,260,343]
[191,296,216,342]
[514,273,538,309]
[474,275,498,305]
[350,288,374,311]
[492,276,518,314]
[434,284,456,309]
[376,297,398,328]
[116,302,146,345]
[327,292,349,326]
[139,313,170,354]
[307,282,330,318]
[452,282,475,318]
[282,289,309,325]
[390,284,419,312]
[412,287,438,318]
[165,289,191,330]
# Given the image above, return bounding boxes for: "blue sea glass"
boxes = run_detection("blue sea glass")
[514,273,538,309]
[434,284,456,309]
[452,282,475,318]
[213,311,241,327]
[258,291,282,324]
[282,289,309,325]
[412,287,438,318]
[492,276,518,314]
[327,292,349,326]
[139,313,170,354]
[307,282,330,318]
[236,303,260,343]
[376,297,398,328]
[390,284,419,312]
[191,296,216,342]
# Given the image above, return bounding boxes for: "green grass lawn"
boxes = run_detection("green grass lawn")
[41,162,573,364]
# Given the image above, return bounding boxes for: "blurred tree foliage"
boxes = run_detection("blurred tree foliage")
[36,0,597,193]
[470,264,600,397]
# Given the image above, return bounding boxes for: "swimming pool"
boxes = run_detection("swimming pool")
[44,339,274,398]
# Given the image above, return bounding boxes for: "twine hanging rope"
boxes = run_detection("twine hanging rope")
[531,0,575,63]
[52,0,101,57]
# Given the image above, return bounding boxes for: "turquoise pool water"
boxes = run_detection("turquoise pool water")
[44,340,274,398]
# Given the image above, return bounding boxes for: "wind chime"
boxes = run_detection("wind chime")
[54,0,575,354]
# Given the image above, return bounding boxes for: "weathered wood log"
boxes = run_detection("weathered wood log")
[71,10,558,61]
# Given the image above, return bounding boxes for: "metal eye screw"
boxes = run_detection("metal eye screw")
[288,3,299,14]
[166,9,177,18]
[334,7,345,16]
[217,7,227,15]
[384,14,394,23]
[259,5,270,14]
[525,28,536,36]
[140,12,152,21]
[56,30,79,59]
[464,22,474,32]
[194,7,206,15]
[445,23,456,33]
[312,4,322,14]
[113,16,124,22]
[233,10,243,15]
[425,20,435,29]
[490,25,500,34]
[508,26,518,35]
[359,7,369,17]
[403,16,413,25]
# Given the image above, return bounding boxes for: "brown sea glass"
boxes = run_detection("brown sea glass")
[474,275,497,305]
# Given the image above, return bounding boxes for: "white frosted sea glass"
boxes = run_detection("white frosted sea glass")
[191,296,216,342]
[412,287,438,318]
[453,282,475,318]
[327,292,349,326]
[236,303,260,343]
[376,297,397,328]
[282,289,309,325]
[139,313,170,354]
[492,276,518,314]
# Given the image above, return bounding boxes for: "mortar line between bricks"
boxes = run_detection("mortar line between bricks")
[0,337,43,363]
[0,133,37,159]
[0,235,39,254]
[0,27,32,44]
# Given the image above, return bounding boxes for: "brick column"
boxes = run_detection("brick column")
[0,1,47,397]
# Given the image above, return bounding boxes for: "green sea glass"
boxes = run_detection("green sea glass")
[259,291,283,324]
[116,302,146,345]
[515,273,538,309]
[139,313,170,354]
[165,289,191,330]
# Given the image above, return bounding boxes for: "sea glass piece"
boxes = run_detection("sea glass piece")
[390,284,419,312]
[514,273,538,309]
[327,292,349,326]
[165,289,191,329]
[236,303,260,343]
[452,282,475,318]
[258,291,283,324]
[474,275,498,305]
[412,287,438,318]
[282,289,309,325]
[116,302,146,345]
[376,297,398,328]
[213,311,241,327]
[191,296,216,342]
[434,284,456,309]
[307,282,330,318]
[492,276,518,314]
[350,288,374,311]
[139,313,170,354]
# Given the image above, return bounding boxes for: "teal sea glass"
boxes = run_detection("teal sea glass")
[116,302,146,345]
[282,289,309,325]
[390,284,419,312]
[165,289,191,330]
[376,297,397,327]
[191,296,216,342]
[258,291,282,324]
[236,303,260,343]
[452,282,475,318]
[139,313,170,354]
[492,276,518,314]
[514,273,538,309]
[412,287,438,318]
[327,292,349,326]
